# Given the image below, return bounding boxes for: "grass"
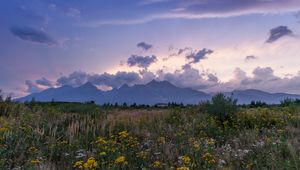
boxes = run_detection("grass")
[1,100,300,169]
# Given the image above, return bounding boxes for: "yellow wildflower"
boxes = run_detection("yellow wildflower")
[31,159,41,165]
[246,162,254,170]
[83,157,97,170]
[277,129,284,134]
[181,155,191,165]
[137,151,148,159]
[202,152,216,165]
[74,160,84,169]
[176,166,190,170]
[0,127,8,132]
[193,143,200,150]
[61,140,68,145]
[29,146,39,153]
[207,138,216,145]
[157,137,166,144]
[100,151,107,156]
[118,131,129,138]
[115,156,128,165]
[152,161,162,168]
[95,137,107,145]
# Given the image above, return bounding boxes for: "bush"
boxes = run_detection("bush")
[205,93,238,127]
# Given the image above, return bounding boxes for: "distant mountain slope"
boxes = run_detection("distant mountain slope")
[225,89,300,104]
[17,80,300,104]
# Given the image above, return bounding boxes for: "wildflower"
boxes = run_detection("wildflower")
[277,129,284,134]
[246,162,254,169]
[28,146,39,153]
[153,161,162,168]
[137,151,148,159]
[115,156,128,166]
[176,166,190,170]
[202,152,216,165]
[181,155,191,165]
[157,137,166,144]
[0,127,8,132]
[193,143,200,150]
[118,131,129,138]
[266,137,272,144]
[74,160,84,169]
[60,140,68,145]
[100,152,107,156]
[95,137,107,145]
[31,159,41,165]
[127,137,139,147]
[207,138,216,145]
[83,157,97,170]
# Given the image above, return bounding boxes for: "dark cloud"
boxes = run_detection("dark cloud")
[88,72,142,88]
[35,77,54,87]
[178,47,192,55]
[137,42,153,51]
[127,55,157,68]
[245,55,257,61]
[182,64,192,70]
[56,71,153,89]
[25,80,43,93]
[10,26,58,46]
[57,71,89,87]
[30,66,300,94]
[207,73,219,83]
[266,26,293,43]
[186,48,213,64]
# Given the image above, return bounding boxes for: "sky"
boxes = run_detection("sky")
[1,0,300,97]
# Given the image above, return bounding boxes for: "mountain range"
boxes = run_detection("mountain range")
[17,80,300,105]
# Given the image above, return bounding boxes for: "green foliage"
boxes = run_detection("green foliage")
[0,102,300,169]
[205,93,238,127]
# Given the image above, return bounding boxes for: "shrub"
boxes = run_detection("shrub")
[205,93,238,128]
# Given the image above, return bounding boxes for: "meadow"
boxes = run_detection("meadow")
[1,95,300,169]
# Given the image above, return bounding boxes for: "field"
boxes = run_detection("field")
[1,97,300,169]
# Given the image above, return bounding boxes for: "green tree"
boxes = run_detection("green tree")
[207,93,238,127]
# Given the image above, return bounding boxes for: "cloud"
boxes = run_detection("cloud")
[56,71,154,89]
[35,77,54,87]
[25,80,43,93]
[178,47,192,55]
[48,4,57,11]
[57,71,89,87]
[266,26,293,43]
[28,65,300,94]
[65,8,81,18]
[208,66,300,94]
[245,55,257,61]
[137,42,153,51]
[295,11,300,22]
[158,65,219,90]
[83,0,300,27]
[127,55,157,68]
[10,26,58,46]
[88,72,142,88]
[186,48,213,64]
[139,0,170,5]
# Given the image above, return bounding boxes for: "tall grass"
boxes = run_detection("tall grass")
[1,101,300,169]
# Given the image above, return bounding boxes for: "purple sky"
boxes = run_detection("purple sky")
[1,0,300,97]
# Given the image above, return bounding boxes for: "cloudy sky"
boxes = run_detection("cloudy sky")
[1,0,300,97]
